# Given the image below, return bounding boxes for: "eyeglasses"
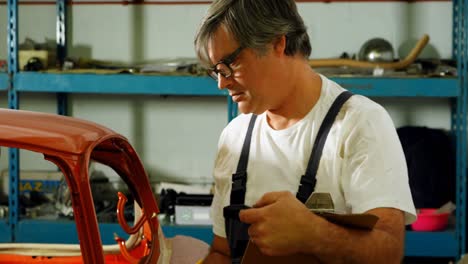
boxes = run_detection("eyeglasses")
[207,46,244,81]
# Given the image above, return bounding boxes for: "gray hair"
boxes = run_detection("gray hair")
[194,0,312,67]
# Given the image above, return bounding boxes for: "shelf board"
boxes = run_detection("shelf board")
[161,226,460,256]
[0,73,7,91]
[162,223,213,244]
[13,220,213,245]
[405,231,457,257]
[332,77,459,97]
[16,219,129,245]
[0,220,10,243]
[15,72,227,96]
[14,72,459,98]
[9,220,458,258]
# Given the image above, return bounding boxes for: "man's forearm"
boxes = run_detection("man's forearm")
[300,211,404,264]
[203,251,231,264]
[305,220,402,263]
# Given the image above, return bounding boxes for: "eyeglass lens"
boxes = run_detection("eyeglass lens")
[209,63,232,81]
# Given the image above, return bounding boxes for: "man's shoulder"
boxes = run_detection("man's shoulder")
[346,94,388,120]
[323,76,383,112]
[321,78,392,129]
[319,76,387,122]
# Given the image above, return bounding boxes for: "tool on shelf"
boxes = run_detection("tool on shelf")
[309,34,429,70]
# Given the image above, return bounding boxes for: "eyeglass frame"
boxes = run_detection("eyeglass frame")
[207,46,244,81]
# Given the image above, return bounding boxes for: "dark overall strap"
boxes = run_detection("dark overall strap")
[296,91,354,203]
[230,114,258,205]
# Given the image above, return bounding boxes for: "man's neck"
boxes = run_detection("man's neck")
[266,65,322,130]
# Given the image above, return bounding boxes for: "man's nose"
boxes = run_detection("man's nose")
[217,74,233,90]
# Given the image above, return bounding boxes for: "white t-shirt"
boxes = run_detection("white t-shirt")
[211,74,417,238]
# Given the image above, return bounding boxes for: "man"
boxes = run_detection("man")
[194,0,416,263]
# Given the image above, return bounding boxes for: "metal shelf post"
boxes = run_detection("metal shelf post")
[7,0,19,243]
[453,0,468,257]
[57,0,68,116]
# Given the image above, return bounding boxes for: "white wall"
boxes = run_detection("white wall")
[408,2,453,58]
[71,94,227,184]
[0,2,454,186]
[0,2,453,61]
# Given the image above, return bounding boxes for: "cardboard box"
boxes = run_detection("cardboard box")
[19,50,56,70]
[1,170,63,199]
[175,194,213,225]
[175,205,212,225]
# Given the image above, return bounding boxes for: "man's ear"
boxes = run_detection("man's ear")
[273,35,287,57]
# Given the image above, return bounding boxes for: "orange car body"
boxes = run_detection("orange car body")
[0,109,161,263]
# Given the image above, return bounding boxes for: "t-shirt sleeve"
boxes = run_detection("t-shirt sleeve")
[341,103,417,225]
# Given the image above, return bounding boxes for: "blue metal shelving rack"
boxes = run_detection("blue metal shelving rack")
[2,0,467,260]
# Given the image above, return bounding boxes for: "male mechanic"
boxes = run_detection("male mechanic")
[194,0,416,263]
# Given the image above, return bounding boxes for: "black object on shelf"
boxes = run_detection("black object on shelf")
[397,126,456,209]
[176,194,213,207]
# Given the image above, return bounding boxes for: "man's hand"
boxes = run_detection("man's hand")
[239,191,322,256]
